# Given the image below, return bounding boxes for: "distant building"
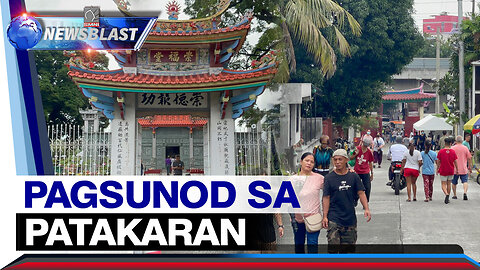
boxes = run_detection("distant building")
[392,58,450,114]
[423,13,468,36]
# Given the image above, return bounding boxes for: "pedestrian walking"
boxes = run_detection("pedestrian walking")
[313,135,334,177]
[322,149,371,254]
[400,142,423,202]
[165,156,172,175]
[172,155,184,175]
[436,137,459,204]
[417,131,426,152]
[439,131,448,150]
[360,130,374,149]
[293,152,324,253]
[451,136,472,201]
[350,137,374,202]
[463,133,472,151]
[402,135,410,146]
[420,139,437,202]
[373,133,385,168]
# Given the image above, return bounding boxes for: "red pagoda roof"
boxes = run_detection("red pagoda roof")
[149,23,250,37]
[382,84,436,103]
[382,92,436,103]
[138,115,208,127]
[68,65,277,92]
[69,67,274,85]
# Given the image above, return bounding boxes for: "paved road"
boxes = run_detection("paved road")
[277,146,480,261]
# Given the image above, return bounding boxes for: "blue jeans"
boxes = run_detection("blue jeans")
[293,220,320,253]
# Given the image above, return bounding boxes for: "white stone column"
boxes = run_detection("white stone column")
[209,92,236,175]
[110,93,137,175]
[203,123,210,175]
[189,127,194,170]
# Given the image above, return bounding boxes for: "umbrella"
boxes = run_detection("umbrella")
[464,114,480,134]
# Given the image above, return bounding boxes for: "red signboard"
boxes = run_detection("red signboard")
[149,49,197,64]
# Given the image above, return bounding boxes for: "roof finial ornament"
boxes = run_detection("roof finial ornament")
[166,1,181,20]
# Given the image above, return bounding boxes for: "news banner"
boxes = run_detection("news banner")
[1,0,480,269]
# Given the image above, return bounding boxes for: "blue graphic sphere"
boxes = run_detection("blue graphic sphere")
[6,15,42,50]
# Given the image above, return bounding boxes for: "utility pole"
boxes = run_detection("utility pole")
[436,27,441,114]
[473,0,476,16]
[459,0,465,135]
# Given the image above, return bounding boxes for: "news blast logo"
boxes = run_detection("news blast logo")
[6,14,42,50]
[84,6,100,27]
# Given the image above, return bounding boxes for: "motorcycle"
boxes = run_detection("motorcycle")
[390,161,407,195]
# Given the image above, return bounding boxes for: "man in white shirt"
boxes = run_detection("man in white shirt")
[387,136,408,185]
[373,133,385,168]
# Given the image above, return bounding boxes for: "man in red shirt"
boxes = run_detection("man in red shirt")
[436,137,459,204]
[350,137,374,202]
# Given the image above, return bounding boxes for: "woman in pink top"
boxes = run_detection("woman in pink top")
[293,152,324,253]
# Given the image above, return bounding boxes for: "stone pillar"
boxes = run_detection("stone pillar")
[189,127,194,170]
[110,93,137,175]
[203,123,210,175]
[209,92,235,175]
[135,122,142,175]
[152,128,157,168]
[419,102,424,120]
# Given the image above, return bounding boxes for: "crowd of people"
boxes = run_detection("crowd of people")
[288,129,475,253]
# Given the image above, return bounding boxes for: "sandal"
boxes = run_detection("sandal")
[424,199,429,202]
[413,198,417,201]
[406,199,411,202]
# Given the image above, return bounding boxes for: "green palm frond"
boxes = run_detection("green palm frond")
[283,0,361,77]
[333,26,350,56]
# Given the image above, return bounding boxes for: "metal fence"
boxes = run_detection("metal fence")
[234,126,271,175]
[301,117,322,144]
[48,124,111,175]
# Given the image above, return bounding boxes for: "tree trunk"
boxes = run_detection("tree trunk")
[281,20,296,74]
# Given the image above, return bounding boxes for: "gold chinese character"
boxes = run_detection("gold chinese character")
[154,52,164,63]
[168,51,180,62]
[184,50,194,62]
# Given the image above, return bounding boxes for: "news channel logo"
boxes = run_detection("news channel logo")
[84,6,100,27]
[6,14,42,50]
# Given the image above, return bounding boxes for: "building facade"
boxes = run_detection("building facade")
[67,0,277,175]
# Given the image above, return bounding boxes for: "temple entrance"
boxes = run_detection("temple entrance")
[166,146,180,159]
[139,115,207,174]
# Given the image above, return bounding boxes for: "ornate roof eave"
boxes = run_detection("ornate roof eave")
[382,83,436,103]
[68,65,277,93]
[145,23,250,44]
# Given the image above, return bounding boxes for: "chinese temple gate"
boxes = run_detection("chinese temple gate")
[382,84,436,136]
[68,1,277,175]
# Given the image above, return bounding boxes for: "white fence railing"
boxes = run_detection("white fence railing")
[48,124,111,175]
[234,127,272,176]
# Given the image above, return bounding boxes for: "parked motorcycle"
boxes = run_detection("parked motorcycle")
[390,161,407,195]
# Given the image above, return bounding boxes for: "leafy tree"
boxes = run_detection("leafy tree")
[415,34,453,58]
[293,0,423,123]
[185,0,361,80]
[35,50,109,125]
[438,14,480,124]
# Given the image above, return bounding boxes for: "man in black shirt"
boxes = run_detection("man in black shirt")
[322,149,371,253]
[172,155,184,175]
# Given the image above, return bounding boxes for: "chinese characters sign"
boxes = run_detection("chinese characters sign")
[216,119,233,175]
[114,120,130,175]
[149,49,197,64]
[138,93,207,109]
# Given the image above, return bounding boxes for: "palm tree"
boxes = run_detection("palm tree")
[273,0,361,80]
